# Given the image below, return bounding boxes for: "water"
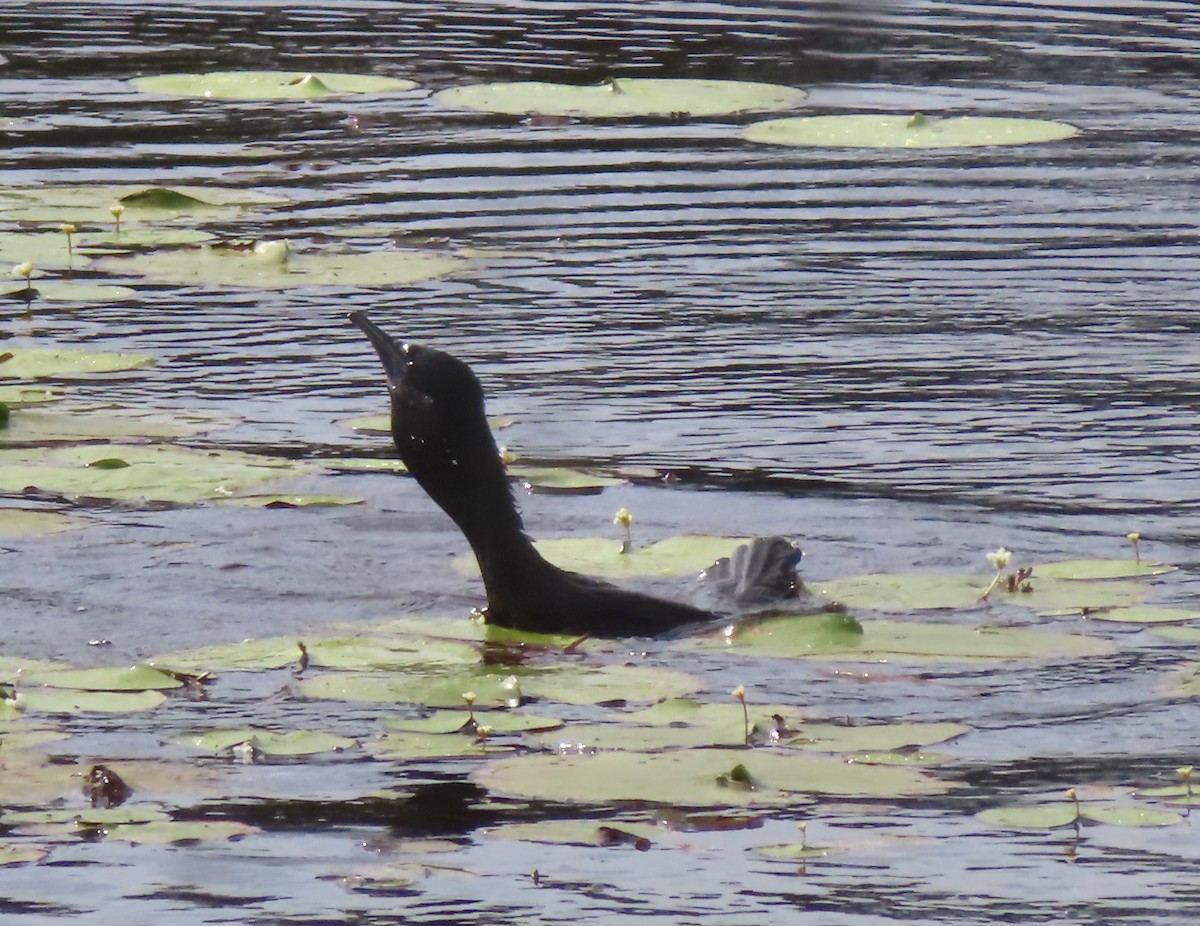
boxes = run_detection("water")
[2,2,1200,923]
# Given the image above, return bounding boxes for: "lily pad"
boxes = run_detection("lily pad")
[457,535,751,580]
[383,710,562,735]
[818,572,1146,613]
[0,386,62,407]
[321,457,408,474]
[15,688,167,714]
[78,228,216,251]
[0,844,49,866]
[0,348,155,379]
[435,78,806,118]
[1150,625,1200,644]
[0,184,286,224]
[30,664,183,692]
[364,729,516,761]
[101,242,465,289]
[0,443,308,505]
[1158,661,1200,698]
[1064,606,1200,624]
[684,616,1115,663]
[0,281,137,303]
[483,819,665,848]
[1,806,170,827]
[172,728,355,756]
[509,466,625,493]
[132,70,417,100]
[298,663,700,709]
[153,636,309,672]
[744,113,1078,149]
[1034,559,1175,580]
[156,633,480,673]
[978,802,1182,829]
[103,820,258,845]
[0,231,92,269]
[214,494,363,508]
[0,508,84,536]
[0,405,229,444]
[475,748,951,807]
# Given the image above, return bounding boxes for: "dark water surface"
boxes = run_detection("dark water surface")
[3,2,1200,923]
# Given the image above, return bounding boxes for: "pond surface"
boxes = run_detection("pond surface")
[2,2,1200,923]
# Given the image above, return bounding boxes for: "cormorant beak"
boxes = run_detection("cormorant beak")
[349,311,408,394]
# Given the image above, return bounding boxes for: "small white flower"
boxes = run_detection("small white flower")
[12,262,33,279]
[985,547,1011,570]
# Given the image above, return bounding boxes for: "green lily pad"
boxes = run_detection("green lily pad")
[153,636,308,672]
[818,572,1146,613]
[753,842,835,861]
[30,664,183,692]
[383,710,562,735]
[172,728,355,756]
[1,806,170,827]
[679,613,863,657]
[475,747,951,807]
[299,662,700,709]
[0,184,286,224]
[1150,625,1200,644]
[435,78,806,118]
[0,404,229,444]
[321,457,408,474]
[0,443,308,505]
[0,508,84,536]
[509,466,625,493]
[0,386,62,407]
[156,633,480,673]
[1063,606,1200,624]
[0,281,138,303]
[744,113,1078,149]
[101,242,465,289]
[0,231,92,269]
[103,820,258,845]
[363,729,516,761]
[456,535,751,579]
[78,228,216,251]
[483,819,665,848]
[978,802,1182,829]
[133,70,417,100]
[685,616,1114,663]
[1158,661,1200,698]
[0,844,49,866]
[0,348,155,379]
[214,494,364,508]
[1034,558,1175,579]
[16,688,167,714]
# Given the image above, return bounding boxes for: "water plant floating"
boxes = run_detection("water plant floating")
[0,348,155,379]
[0,185,286,224]
[102,241,465,289]
[131,70,418,100]
[743,113,1078,149]
[434,78,807,118]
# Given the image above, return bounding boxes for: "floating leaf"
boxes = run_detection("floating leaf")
[483,819,666,848]
[101,243,465,289]
[685,616,1114,663]
[321,457,408,474]
[1151,626,1200,644]
[678,613,863,657]
[456,535,750,579]
[16,688,167,714]
[78,228,216,251]
[1063,606,1200,624]
[753,842,834,860]
[436,78,806,118]
[363,729,516,761]
[0,348,154,379]
[31,664,183,692]
[509,466,625,493]
[0,508,84,536]
[0,231,92,269]
[133,70,417,100]
[0,844,49,866]
[0,184,286,224]
[1158,661,1200,698]
[819,572,1145,613]
[475,748,950,807]
[1082,806,1183,827]
[978,802,1182,829]
[173,728,355,756]
[0,404,229,444]
[103,820,258,845]
[1,281,137,303]
[383,710,562,735]
[0,443,308,505]
[744,114,1078,149]
[0,386,62,407]
[1034,559,1176,580]
[1,806,170,827]
[156,633,478,673]
[153,636,308,672]
[214,494,363,508]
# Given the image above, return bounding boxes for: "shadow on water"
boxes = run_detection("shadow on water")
[2,1,1200,923]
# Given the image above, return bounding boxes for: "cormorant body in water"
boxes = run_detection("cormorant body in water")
[349,312,799,637]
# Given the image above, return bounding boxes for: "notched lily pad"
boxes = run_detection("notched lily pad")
[1034,558,1175,580]
[172,727,355,756]
[101,241,465,289]
[435,78,806,118]
[475,747,950,807]
[103,820,258,845]
[0,404,230,444]
[0,508,84,536]
[744,113,1078,148]
[978,801,1182,830]
[510,466,626,493]
[483,819,665,848]
[133,70,417,100]
[0,281,138,303]
[457,535,751,579]
[0,348,155,379]
[31,664,183,692]
[15,688,167,714]
[1061,606,1200,624]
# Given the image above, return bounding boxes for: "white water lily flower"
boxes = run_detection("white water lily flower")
[985,547,1011,570]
